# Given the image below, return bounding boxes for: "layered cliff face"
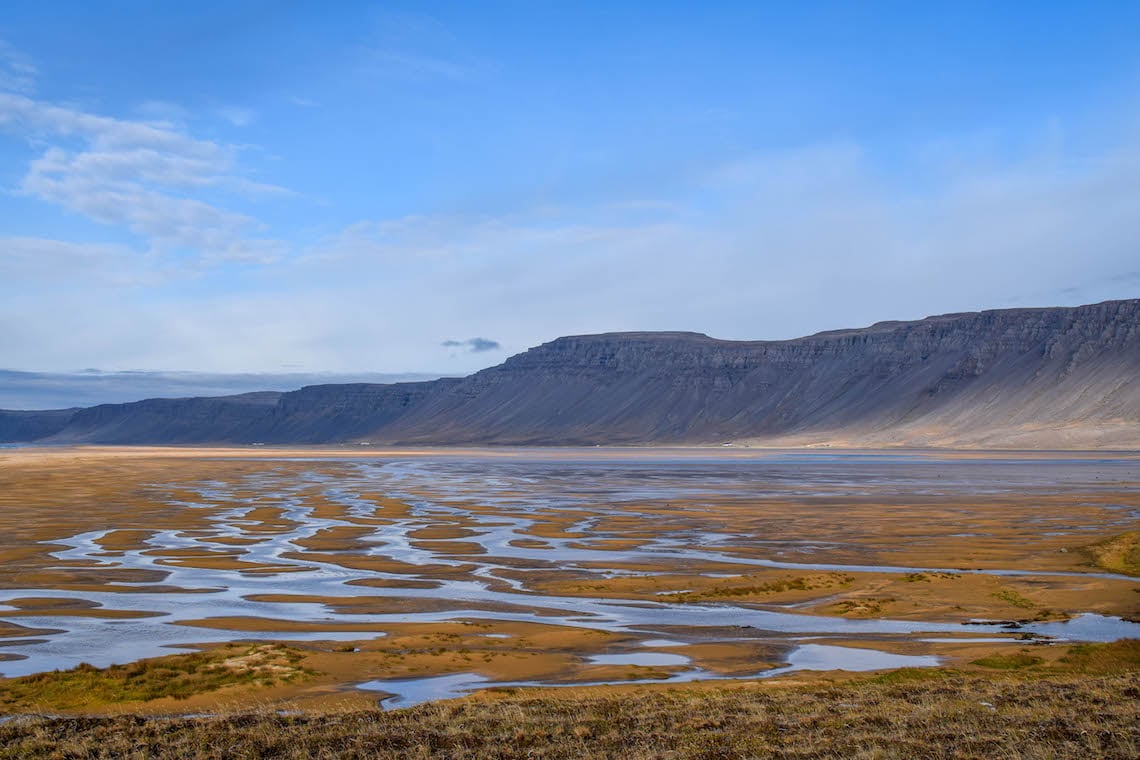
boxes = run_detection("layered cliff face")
[3,299,1138,447]
[371,299,1140,446]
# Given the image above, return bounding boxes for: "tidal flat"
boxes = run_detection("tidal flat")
[0,446,1137,715]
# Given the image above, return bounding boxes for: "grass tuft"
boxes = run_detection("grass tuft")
[1085,531,1140,576]
[0,644,312,711]
[971,653,1043,670]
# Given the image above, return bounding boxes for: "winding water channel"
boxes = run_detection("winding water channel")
[1,450,1137,702]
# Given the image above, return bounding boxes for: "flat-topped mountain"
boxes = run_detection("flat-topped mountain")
[3,299,1138,448]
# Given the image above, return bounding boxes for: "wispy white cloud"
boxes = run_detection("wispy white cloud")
[294,130,1140,355]
[216,105,255,127]
[0,236,166,286]
[0,27,1136,374]
[286,94,319,109]
[0,51,287,265]
[357,48,482,83]
[6,120,1136,374]
[133,99,191,126]
[18,140,285,263]
[0,40,36,94]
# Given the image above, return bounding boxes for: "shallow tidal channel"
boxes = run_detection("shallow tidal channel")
[1,448,1138,707]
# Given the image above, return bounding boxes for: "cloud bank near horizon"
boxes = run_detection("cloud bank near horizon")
[0,369,448,411]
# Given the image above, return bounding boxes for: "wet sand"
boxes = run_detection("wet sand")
[0,446,1137,712]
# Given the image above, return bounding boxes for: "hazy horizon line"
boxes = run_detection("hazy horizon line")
[0,369,455,411]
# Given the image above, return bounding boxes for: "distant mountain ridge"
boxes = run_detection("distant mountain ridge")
[0,369,445,410]
[3,299,1138,448]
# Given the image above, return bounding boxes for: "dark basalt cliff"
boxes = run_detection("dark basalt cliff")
[3,299,1138,448]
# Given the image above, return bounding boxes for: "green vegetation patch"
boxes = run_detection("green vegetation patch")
[867,666,957,684]
[990,588,1035,609]
[903,571,960,582]
[831,597,895,616]
[988,588,1067,621]
[971,653,1043,670]
[0,643,312,711]
[1059,639,1140,673]
[665,573,853,603]
[1085,531,1140,576]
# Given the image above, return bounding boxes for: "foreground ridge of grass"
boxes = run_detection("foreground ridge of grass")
[2,672,1139,759]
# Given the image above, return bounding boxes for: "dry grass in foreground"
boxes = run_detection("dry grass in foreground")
[2,671,1138,760]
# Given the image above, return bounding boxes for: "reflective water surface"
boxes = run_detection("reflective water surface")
[1,450,1137,703]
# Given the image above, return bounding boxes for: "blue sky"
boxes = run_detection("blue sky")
[1,1,1139,374]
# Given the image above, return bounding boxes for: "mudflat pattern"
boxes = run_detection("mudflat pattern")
[1,449,1138,705]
